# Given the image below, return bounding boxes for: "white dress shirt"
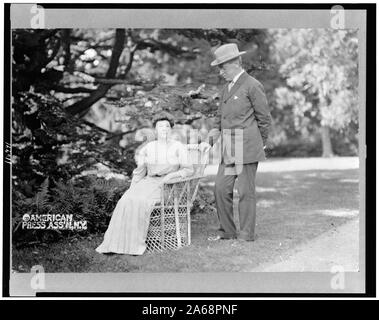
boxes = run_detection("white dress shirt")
[228,69,245,91]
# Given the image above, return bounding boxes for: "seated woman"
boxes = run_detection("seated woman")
[96,114,194,255]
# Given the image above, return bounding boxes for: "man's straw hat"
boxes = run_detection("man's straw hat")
[210,43,246,66]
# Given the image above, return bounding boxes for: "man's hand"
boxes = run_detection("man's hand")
[198,142,211,153]
[187,142,211,153]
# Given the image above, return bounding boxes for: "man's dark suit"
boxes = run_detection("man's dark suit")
[211,71,271,240]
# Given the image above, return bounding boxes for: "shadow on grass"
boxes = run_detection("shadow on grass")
[12,168,359,273]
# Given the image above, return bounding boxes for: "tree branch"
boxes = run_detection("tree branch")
[136,39,198,59]
[81,119,110,134]
[61,29,75,72]
[105,29,126,78]
[51,85,96,94]
[65,29,126,117]
[123,46,136,76]
[93,78,131,85]
[105,128,138,140]
[94,78,157,91]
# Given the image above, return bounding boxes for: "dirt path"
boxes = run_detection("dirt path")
[204,156,359,175]
[250,218,359,272]
[204,157,360,272]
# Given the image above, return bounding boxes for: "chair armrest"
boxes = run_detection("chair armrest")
[163,174,203,185]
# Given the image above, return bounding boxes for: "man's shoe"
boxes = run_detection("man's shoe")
[237,236,255,242]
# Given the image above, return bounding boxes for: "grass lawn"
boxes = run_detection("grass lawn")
[12,158,359,273]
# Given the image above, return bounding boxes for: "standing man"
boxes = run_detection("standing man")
[201,43,271,241]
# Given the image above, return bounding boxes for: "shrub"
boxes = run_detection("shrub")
[267,140,323,158]
[12,176,129,248]
[267,137,358,158]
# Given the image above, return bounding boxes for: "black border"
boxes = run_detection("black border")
[364,3,376,297]
[3,2,11,298]
[3,3,376,298]
[0,300,365,317]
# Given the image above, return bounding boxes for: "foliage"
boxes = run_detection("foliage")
[191,185,216,216]
[12,91,134,196]
[12,175,219,248]
[12,176,129,248]
[270,29,359,155]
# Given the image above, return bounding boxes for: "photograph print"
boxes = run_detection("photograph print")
[4,4,371,296]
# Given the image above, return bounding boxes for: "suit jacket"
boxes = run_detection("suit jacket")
[211,71,271,165]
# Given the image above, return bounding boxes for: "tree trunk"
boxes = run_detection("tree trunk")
[66,29,126,117]
[321,125,334,157]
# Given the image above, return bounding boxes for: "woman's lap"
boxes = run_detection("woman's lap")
[125,176,163,202]
[96,176,164,254]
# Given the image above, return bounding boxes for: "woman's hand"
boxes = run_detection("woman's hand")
[161,172,180,185]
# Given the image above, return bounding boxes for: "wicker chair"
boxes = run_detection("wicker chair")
[145,145,209,253]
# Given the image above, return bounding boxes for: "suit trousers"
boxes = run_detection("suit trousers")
[214,162,258,240]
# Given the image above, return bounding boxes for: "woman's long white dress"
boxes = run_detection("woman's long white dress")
[96,140,193,255]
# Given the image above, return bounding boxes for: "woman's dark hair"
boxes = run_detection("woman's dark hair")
[152,112,175,128]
